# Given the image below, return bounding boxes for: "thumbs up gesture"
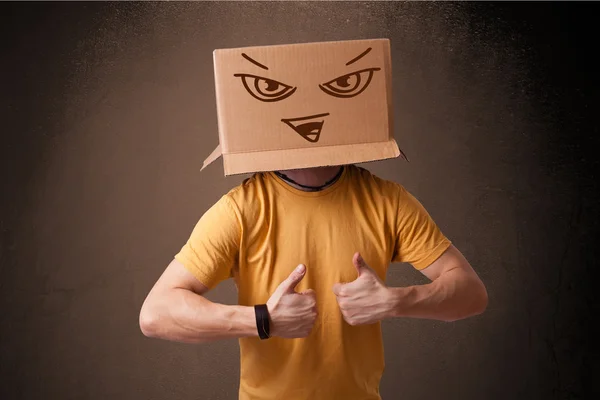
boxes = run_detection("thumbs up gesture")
[267,264,318,338]
[333,253,391,326]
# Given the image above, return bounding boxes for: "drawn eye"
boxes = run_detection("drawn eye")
[233,74,297,102]
[319,68,381,98]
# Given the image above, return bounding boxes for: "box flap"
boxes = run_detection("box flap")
[223,138,402,176]
[200,143,222,171]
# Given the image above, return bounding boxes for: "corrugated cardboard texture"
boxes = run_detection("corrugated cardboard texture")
[208,39,401,175]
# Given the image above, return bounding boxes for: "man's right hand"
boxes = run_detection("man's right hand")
[266,264,318,339]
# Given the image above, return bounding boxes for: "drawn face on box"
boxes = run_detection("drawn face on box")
[213,40,391,154]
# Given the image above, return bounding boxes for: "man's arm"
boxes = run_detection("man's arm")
[383,184,488,323]
[139,259,319,343]
[385,244,488,322]
[333,246,488,325]
[139,258,258,344]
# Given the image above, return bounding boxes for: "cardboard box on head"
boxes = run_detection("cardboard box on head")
[201,38,408,176]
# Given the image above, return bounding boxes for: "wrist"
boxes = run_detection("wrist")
[265,303,278,338]
[231,305,262,338]
[384,286,412,319]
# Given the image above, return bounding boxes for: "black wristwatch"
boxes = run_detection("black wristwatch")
[254,304,271,340]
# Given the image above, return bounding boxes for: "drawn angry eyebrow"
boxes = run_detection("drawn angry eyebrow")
[345,47,372,66]
[242,53,269,70]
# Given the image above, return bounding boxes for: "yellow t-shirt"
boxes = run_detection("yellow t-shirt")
[175,165,451,400]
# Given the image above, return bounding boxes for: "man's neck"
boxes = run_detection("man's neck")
[275,166,344,191]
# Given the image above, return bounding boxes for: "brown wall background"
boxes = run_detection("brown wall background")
[1,2,596,399]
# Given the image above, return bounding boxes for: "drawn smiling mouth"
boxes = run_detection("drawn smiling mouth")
[281,113,330,143]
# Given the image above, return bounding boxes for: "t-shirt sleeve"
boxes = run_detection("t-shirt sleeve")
[174,195,241,289]
[391,185,452,270]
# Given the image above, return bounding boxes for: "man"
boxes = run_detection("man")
[139,163,488,400]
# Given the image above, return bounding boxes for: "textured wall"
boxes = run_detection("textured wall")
[1,2,596,399]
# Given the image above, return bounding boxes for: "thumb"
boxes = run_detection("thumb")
[278,264,306,294]
[353,252,368,276]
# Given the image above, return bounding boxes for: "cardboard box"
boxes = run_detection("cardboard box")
[202,38,407,176]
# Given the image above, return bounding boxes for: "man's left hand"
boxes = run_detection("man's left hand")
[332,252,391,326]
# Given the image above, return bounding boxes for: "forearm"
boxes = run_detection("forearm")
[385,269,488,322]
[140,288,258,344]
